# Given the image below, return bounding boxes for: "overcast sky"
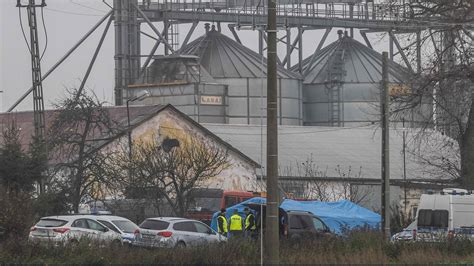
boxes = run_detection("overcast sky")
[0,0,389,112]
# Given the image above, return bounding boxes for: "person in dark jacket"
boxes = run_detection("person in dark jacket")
[244,207,257,239]
[217,208,228,237]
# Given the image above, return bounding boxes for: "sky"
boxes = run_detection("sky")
[0,0,391,112]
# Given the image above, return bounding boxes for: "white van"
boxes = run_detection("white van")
[415,188,474,241]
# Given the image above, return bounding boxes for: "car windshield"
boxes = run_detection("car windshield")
[311,217,326,231]
[113,220,138,233]
[37,219,68,227]
[405,221,417,230]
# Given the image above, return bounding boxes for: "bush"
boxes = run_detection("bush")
[1,233,474,264]
[0,192,34,241]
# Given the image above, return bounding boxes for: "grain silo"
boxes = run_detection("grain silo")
[297,31,429,127]
[128,55,228,123]
[180,24,303,125]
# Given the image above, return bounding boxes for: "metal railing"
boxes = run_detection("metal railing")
[139,0,421,22]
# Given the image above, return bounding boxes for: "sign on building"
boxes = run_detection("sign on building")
[200,95,223,105]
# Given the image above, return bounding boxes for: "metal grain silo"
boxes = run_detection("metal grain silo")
[180,25,303,125]
[297,31,428,127]
[128,55,228,123]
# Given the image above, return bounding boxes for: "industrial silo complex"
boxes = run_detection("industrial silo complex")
[129,28,429,127]
[180,25,303,125]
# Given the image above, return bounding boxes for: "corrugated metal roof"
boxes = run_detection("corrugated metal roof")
[293,34,411,84]
[203,123,457,181]
[0,105,260,168]
[0,105,164,150]
[179,27,300,79]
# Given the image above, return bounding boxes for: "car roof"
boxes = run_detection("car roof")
[145,217,198,223]
[40,216,76,221]
[286,210,314,216]
[40,214,131,222]
[85,215,133,221]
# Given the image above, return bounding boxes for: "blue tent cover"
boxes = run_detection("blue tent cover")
[210,197,380,235]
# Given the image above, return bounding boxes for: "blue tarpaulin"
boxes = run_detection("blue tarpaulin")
[210,197,380,235]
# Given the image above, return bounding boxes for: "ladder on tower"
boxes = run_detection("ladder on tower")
[165,0,180,52]
[326,43,345,127]
[18,0,46,139]
[169,22,180,51]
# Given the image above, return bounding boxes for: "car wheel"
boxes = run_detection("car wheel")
[175,241,186,248]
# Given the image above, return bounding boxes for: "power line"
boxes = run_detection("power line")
[40,6,48,61]
[18,6,32,54]
[70,0,108,14]
[158,123,378,136]
[45,7,104,17]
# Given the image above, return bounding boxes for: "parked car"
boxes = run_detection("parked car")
[245,202,333,240]
[29,215,122,245]
[94,215,139,244]
[133,217,225,248]
[281,210,333,240]
[391,221,417,242]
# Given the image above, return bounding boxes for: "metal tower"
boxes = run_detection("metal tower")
[17,0,46,139]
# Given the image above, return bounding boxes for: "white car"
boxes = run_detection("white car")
[391,221,417,242]
[133,217,225,248]
[29,215,122,245]
[94,215,139,244]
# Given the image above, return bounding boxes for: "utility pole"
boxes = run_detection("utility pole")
[17,0,47,194]
[381,52,390,240]
[265,0,279,262]
[402,118,407,216]
[17,0,46,140]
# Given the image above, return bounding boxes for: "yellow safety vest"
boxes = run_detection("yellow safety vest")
[229,214,243,231]
[245,213,256,230]
[217,215,228,233]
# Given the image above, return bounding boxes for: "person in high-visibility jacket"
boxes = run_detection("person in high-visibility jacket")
[217,208,228,237]
[244,207,257,239]
[228,209,244,238]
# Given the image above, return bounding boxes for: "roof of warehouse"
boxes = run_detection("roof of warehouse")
[179,27,301,79]
[0,105,259,167]
[203,123,458,181]
[293,33,411,84]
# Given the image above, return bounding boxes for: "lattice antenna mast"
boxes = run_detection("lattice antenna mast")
[17,0,46,139]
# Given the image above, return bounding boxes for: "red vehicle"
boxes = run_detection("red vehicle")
[185,189,259,225]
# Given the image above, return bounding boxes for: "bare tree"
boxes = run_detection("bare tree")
[279,155,371,205]
[389,0,474,187]
[110,133,230,217]
[48,89,117,213]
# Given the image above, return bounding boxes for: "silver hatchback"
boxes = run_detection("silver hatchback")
[133,217,225,248]
[28,215,122,245]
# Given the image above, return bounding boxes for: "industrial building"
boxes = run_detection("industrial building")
[202,123,457,216]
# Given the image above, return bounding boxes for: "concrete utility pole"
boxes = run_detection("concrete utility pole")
[265,0,279,262]
[381,52,391,240]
